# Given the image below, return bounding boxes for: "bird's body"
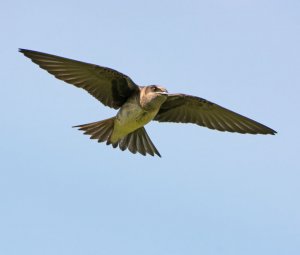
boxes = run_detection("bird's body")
[20,49,276,157]
[110,87,167,144]
[112,95,147,143]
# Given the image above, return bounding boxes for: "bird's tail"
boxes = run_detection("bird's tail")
[73,117,115,143]
[117,127,161,157]
[73,118,161,157]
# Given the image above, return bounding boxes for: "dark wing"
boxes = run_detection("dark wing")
[19,49,139,109]
[154,94,276,135]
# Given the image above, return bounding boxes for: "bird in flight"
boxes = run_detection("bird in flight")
[20,49,276,157]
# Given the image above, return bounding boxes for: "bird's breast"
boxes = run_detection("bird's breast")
[110,100,159,143]
[117,101,158,127]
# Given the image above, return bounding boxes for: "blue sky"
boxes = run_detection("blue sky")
[1,0,300,254]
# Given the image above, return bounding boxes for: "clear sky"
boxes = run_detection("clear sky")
[1,0,300,254]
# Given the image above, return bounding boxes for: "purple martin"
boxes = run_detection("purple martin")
[20,49,276,157]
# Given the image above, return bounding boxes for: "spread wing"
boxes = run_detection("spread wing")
[19,49,139,109]
[154,94,276,135]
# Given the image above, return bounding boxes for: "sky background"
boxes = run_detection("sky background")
[1,0,300,254]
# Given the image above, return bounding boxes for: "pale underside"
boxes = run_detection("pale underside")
[110,98,161,143]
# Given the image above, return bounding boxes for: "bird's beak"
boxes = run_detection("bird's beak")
[157,87,168,95]
[157,91,168,95]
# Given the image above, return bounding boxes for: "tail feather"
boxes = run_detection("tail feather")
[142,129,161,157]
[119,134,130,151]
[74,118,161,157]
[89,123,110,139]
[91,125,111,141]
[128,131,138,154]
[73,117,115,143]
[136,132,146,156]
[119,127,161,157]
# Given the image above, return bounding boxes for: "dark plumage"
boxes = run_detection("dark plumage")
[20,49,276,157]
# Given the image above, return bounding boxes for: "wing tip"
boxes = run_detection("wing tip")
[19,48,34,57]
[262,127,277,135]
[19,48,27,54]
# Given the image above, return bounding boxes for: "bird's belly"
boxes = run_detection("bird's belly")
[110,102,158,142]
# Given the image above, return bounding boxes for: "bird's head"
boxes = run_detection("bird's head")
[147,85,168,95]
[140,85,168,110]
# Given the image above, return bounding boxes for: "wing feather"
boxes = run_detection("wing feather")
[20,49,139,109]
[155,94,276,135]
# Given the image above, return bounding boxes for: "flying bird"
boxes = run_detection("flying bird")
[20,49,276,157]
